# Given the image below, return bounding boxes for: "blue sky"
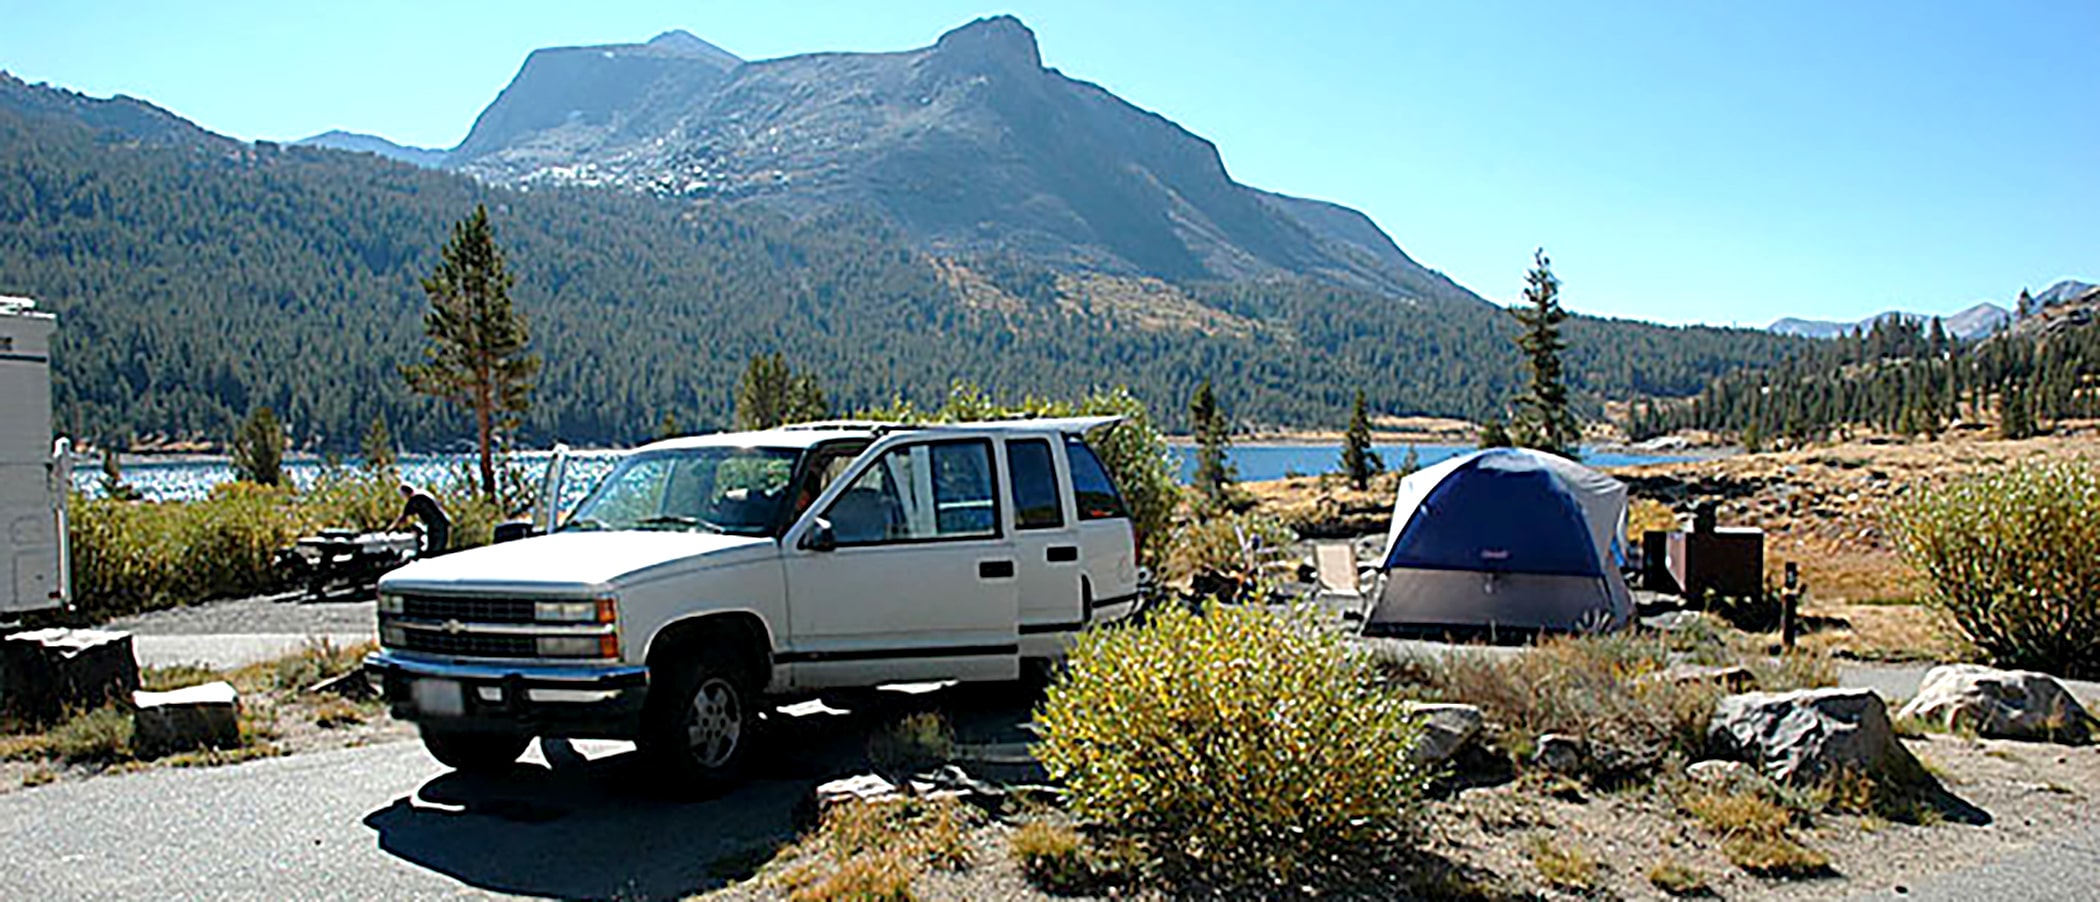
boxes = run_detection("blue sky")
[0,1,2093,327]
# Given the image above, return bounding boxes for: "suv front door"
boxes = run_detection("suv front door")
[782,437,1020,687]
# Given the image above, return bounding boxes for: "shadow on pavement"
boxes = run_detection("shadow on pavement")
[361,682,1041,900]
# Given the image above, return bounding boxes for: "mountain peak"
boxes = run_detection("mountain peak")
[933,15,1041,70]
[644,29,743,69]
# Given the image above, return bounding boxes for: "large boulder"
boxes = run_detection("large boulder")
[1405,702,1484,766]
[1896,664,2094,745]
[132,681,241,758]
[2,628,139,725]
[1708,688,1925,785]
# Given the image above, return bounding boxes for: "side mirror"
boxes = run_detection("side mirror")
[492,519,536,544]
[804,519,836,552]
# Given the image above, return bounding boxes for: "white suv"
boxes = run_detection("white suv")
[365,417,1141,787]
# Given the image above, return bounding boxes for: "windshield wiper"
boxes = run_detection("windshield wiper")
[634,514,724,533]
[562,517,610,532]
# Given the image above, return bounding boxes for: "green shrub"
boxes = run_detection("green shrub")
[1036,603,1428,886]
[68,482,304,619]
[1890,460,2100,678]
[866,712,953,774]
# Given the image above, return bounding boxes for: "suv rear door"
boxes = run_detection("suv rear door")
[1064,434,1141,624]
[1003,435,1086,658]
[780,435,1020,687]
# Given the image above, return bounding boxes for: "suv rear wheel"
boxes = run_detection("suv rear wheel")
[641,640,757,792]
[420,727,529,772]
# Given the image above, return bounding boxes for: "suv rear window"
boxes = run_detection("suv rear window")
[1064,436,1129,520]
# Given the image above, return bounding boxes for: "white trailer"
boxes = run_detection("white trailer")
[0,297,68,615]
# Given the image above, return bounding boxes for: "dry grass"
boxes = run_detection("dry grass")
[1646,857,1712,896]
[765,796,980,900]
[1527,837,1597,891]
[866,712,954,775]
[1384,632,1801,784]
[1009,820,1099,894]
[1680,785,1833,878]
[0,706,133,764]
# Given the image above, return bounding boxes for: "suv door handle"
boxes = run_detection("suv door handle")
[978,560,1016,580]
[1046,546,1079,563]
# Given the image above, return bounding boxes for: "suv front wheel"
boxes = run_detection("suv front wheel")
[641,643,757,792]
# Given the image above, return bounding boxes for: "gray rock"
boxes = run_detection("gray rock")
[1708,687,1924,785]
[1405,702,1485,766]
[1533,733,1584,773]
[304,670,374,700]
[2,628,139,725]
[1896,664,2095,745]
[1686,759,1762,790]
[132,681,240,758]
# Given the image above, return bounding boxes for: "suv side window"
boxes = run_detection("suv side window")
[824,439,1000,544]
[1006,439,1064,530]
[1064,436,1129,520]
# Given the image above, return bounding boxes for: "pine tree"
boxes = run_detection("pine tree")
[735,352,829,430]
[1399,444,1421,476]
[1339,389,1382,490]
[1510,249,1580,458]
[2017,288,2035,320]
[1478,417,1514,448]
[402,204,540,498]
[230,406,285,486]
[359,415,397,475]
[1189,378,1236,510]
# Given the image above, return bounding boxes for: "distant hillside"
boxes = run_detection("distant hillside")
[0,78,1808,449]
[294,130,447,168]
[1770,303,2009,341]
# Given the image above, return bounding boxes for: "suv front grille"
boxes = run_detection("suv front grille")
[400,595,536,624]
[394,630,538,659]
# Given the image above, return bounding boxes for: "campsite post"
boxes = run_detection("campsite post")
[1780,562,1799,650]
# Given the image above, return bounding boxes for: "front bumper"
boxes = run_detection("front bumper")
[364,650,651,738]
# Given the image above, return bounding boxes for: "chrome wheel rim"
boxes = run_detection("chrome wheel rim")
[685,677,743,768]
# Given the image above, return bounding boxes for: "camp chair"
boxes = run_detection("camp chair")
[1313,543,1374,617]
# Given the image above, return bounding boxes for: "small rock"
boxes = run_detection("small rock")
[1533,733,1583,774]
[1686,759,1767,792]
[2,628,140,725]
[1895,664,2095,745]
[305,670,374,700]
[1405,702,1485,766]
[814,773,900,809]
[1657,664,1758,693]
[132,681,240,759]
[1709,687,1926,785]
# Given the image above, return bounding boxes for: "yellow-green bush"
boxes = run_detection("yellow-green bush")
[1890,460,2100,678]
[67,466,515,621]
[1036,603,1428,887]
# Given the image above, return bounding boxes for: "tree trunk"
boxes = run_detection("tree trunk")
[476,383,495,499]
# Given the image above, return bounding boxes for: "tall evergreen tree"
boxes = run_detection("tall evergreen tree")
[402,204,540,498]
[359,415,398,475]
[734,352,829,430]
[1510,249,1580,458]
[1339,388,1382,490]
[229,406,285,486]
[1189,378,1236,510]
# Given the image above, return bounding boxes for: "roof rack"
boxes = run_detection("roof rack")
[777,416,1123,435]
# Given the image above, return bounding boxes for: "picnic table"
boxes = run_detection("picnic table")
[275,530,418,601]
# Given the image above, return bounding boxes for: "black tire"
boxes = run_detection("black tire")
[420,727,528,772]
[640,639,758,793]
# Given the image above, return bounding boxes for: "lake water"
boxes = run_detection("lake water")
[78,443,1687,504]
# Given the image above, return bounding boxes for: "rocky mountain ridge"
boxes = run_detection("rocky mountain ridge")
[1770,302,2011,341]
[429,16,1472,303]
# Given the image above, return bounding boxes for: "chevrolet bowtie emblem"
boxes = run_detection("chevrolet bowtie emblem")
[443,619,466,635]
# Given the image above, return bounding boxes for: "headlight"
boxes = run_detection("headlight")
[536,596,617,623]
[380,624,407,647]
[536,634,617,658]
[377,593,404,615]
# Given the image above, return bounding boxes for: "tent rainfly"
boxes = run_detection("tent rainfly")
[1364,447,1633,638]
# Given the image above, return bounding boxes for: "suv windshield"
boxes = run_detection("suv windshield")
[565,446,803,537]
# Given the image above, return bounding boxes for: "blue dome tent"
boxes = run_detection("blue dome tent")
[1365,448,1633,637]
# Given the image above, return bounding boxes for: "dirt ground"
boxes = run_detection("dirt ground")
[1431,733,2100,900]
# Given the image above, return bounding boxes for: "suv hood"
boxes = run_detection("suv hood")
[378,530,773,595]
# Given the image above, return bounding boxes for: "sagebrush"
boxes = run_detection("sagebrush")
[1890,460,2100,678]
[1036,603,1428,886]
